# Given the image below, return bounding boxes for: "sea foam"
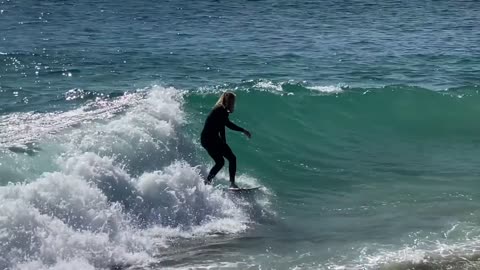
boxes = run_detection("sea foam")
[0,85,270,269]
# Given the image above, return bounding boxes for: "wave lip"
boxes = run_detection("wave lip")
[0,91,146,149]
[205,79,348,96]
[253,80,284,92]
[307,85,344,93]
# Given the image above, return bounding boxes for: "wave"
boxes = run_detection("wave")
[0,91,145,148]
[196,79,347,95]
[307,85,344,93]
[203,82,480,136]
[204,79,478,94]
[0,85,273,269]
[184,82,480,268]
[3,82,480,268]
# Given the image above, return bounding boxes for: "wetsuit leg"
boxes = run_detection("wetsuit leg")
[204,145,225,183]
[221,144,237,184]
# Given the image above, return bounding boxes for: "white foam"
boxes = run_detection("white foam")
[0,173,151,270]
[0,154,255,268]
[0,85,272,268]
[254,81,283,92]
[15,258,96,270]
[0,85,185,181]
[307,85,343,93]
[62,86,186,173]
[0,91,146,148]
[136,161,248,230]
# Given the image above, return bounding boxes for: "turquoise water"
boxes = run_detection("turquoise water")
[1,1,480,269]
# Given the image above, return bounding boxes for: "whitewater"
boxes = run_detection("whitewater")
[0,86,273,269]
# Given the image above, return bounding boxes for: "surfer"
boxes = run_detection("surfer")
[201,92,251,188]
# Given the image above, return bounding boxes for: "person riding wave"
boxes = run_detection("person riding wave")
[200,92,251,188]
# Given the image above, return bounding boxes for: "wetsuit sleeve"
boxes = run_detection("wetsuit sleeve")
[225,114,245,132]
[226,119,244,132]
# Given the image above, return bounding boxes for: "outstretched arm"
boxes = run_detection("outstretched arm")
[226,119,252,139]
[226,119,244,132]
[224,110,251,138]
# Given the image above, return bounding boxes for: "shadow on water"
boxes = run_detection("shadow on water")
[150,235,268,268]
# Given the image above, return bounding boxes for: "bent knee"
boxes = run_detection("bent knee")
[215,158,225,167]
[227,154,236,163]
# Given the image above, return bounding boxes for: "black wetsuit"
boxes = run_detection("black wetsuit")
[201,105,245,183]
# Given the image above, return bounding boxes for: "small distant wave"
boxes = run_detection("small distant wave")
[200,79,346,96]
[205,80,480,98]
[322,221,480,270]
[307,85,344,93]
[253,80,284,92]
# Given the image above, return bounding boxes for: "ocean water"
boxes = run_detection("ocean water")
[1,0,480,269]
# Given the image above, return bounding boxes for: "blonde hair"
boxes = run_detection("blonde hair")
[215,92,236,112]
